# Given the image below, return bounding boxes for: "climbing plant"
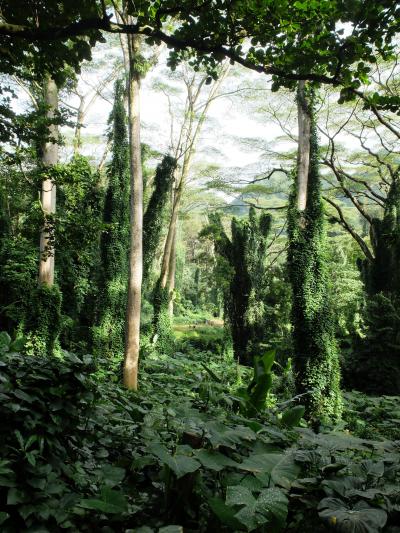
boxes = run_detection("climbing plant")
[351,174,400,394]
[287,90,342,423]
[143,155,176,283]
[201,207,272,365]
[93,80,130,358]
[55,155,103,352]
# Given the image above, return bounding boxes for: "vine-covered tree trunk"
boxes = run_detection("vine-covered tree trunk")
[202,208,272,365]
[142,155,176,283]
[27,76,62,356]
[287,83,342,422]
[39,77,58,286]
[124,34,143,390]
[352,175,400,394]
[94,80,130,358]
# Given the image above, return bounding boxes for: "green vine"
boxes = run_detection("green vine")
[143,155,176,283]
[287,88,342,423]
[93,79,130,358]
[201,207,272,365]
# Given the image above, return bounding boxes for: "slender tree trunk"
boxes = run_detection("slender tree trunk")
[39,77,58,286]
[159,65,229,300]
[296,80,311,211]
[167,224,177,317]
[73,96,85,155]
[123,34,143,391]
[160,187,182,289]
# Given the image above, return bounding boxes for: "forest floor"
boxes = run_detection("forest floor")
[1,329,400,532]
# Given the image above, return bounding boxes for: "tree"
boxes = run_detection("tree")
[352,176,400,394]
[38,77,58,286]
[143,155,177,283]
[2,1,399,110]
[123,30,144,390]
[93,79,130,359]
[201,207,272,365]
[287,83,342,423]
[153,61,229,339]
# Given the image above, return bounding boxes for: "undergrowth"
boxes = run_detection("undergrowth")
[0,332,399,532]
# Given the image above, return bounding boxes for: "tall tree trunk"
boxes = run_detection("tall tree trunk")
[167,223,177,317]
[73,96,85,155]
[39,77,58,286]
[287,82,342,422]
[158,64,229,305]
[296,80,311,212]
[123,34,143,391]
[160,185,182,289]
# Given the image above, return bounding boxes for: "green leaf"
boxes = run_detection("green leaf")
[0,331,11,351]
[208,497,243,529]
[206,421,256,449]
[7,487,26,505]
[100,465,125,487]
[238,453,299,488]
[280,405,305,428]
[226,486,256,507]
[195,449,237,471]
[79,487,127,514]
[234,504,259,531]
[158,527,183,533]
[149,443,200,479]
[9,336,26,352]
[318,498,387,532]
[0,512,9,526]
[257,488,288,526]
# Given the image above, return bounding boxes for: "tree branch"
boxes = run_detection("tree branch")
[323,195,374,261]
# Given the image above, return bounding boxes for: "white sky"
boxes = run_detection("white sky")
[60,44,286,175]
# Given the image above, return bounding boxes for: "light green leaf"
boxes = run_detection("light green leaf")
[226,485,256,507]
[238,453,299,489]
[257,488,288,526]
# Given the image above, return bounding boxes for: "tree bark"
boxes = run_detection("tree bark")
[296,80,311,211]
[167,224,177,317]
[123,34,143,391]
[73,95,85,155]
[160,183,182,289]
[38,77,58,286]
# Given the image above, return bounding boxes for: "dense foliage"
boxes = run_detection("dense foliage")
[1,334,400,532]
[0,0,400,530]
[93,80,130,359]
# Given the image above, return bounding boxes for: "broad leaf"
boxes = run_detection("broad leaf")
[195,449,237,471]
[149,443,200,479]
[257,488,288,526]
[281,405,305,428]
[318,498,387,532]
